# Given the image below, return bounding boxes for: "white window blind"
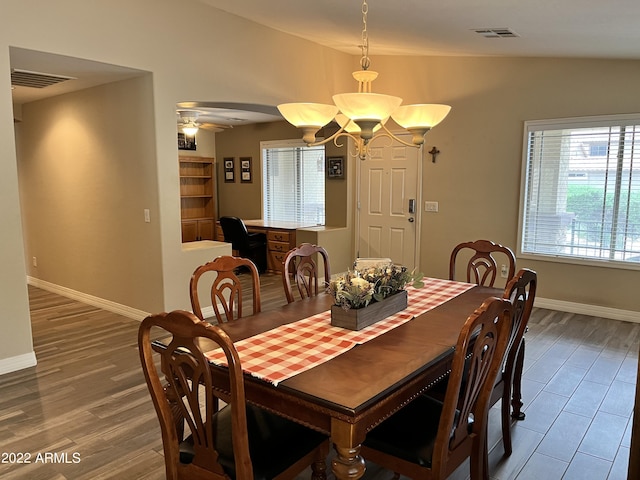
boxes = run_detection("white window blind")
[520,115,640,266]
[262,140,325,225]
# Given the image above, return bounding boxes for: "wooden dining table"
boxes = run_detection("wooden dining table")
[199,279,504,480]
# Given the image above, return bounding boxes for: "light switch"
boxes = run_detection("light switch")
[424,201,439,212]
[144,209,151,223]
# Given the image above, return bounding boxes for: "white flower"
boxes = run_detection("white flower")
[351,277,371,289]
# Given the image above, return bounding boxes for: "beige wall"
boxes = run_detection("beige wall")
[216,121,298,220]
[215,121,349,227]
[2,0,640,373]
[218,55,640,315]
[323,126,350,228]
[184,128,217,160]
[371,55,640,313]
[0,0,352,371]
[18,76,165,312]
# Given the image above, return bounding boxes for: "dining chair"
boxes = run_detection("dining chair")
[138,310,329,480]
[449,239,516,286]
[219,216,268,273]
[190,255,261,323]
[491,268,537,456]
[281,243,331,304]
[361,296,513,480]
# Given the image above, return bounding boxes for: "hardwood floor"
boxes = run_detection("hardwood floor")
[0,273,636,479]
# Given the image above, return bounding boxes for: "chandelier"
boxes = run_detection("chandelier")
[277,0,451,160]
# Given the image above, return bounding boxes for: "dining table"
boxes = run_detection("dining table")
[192,277,507,480]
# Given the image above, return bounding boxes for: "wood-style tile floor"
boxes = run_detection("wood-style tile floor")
[0,274,636,479]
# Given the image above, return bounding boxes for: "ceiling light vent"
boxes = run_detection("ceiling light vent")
[10,68,76,88]
[472,28,519,38]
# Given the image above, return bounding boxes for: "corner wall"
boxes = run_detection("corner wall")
[18,76,165,313]
[0,48,34,373]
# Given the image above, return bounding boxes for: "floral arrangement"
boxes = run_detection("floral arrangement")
[328,263,424,310]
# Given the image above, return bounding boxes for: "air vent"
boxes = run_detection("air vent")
[10,68,76,89]
[472,28,519,38]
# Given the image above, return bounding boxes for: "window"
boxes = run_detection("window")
[589,142,608,157]
[261,140,325,225]
[520,114,640,266]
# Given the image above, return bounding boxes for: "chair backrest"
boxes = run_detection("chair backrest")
[432,296,513,476]
[138,310,254,479]
[190,255,261,323]
[219,216,251,251]
[501,268,537,376]
[449,239,516,286]
[281,243,331,304]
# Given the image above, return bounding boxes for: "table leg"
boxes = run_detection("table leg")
[332,445,366,480]
[330,419,366,480]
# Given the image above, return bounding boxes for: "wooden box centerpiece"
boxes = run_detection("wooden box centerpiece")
[328,259,423,331]
[331,290,408,330]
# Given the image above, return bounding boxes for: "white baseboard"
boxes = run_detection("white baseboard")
[27,276,150,321]
[0,351,37,375]
[25,277,639,324]
[536,297,640,323]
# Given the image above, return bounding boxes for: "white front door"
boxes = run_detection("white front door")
[357,136,421,269]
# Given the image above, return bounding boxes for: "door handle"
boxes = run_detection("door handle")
[408,217,415,223]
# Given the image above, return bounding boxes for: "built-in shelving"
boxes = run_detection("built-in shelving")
[179,156,216,242]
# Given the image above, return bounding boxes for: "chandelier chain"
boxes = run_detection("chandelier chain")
[360,0,370,71]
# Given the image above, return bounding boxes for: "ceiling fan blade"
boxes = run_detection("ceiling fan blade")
[199,122,232,130]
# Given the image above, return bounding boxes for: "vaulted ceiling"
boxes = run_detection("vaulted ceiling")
[11,1,640,128]
[198,0,640,59]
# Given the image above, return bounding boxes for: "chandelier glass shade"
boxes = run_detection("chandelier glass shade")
[277,103,339,144]
[276,0,451,160]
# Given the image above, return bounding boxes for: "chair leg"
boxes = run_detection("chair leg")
[470,432,489,480]
[511,339,526,421]
[501,382,513,456]
[483,434,489,480]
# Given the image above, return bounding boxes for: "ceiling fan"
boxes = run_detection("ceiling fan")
[176,110,232,134]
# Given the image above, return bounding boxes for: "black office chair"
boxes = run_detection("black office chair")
[219,216,268,273]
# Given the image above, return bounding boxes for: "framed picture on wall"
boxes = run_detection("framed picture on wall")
[327,156,344,178]
[224,157,235,182]
[178,132,197,150]
[240,157,252,183]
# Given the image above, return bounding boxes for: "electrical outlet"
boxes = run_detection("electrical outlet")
[32,256,37,267]
[500,264,508,278]
[424,201,439,212]
[144,209,151,223]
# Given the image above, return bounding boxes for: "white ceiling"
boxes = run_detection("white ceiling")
[9,48,282,127]
[11,1,640,127]
[10,48,147,107]
[198,0,640,59]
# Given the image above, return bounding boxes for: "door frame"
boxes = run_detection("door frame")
[354,133,424,269]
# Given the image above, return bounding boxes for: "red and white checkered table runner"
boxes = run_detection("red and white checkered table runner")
[205,278,474,385]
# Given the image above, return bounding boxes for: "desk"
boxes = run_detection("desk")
[215,219,317,273]
[210,282,501,479]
